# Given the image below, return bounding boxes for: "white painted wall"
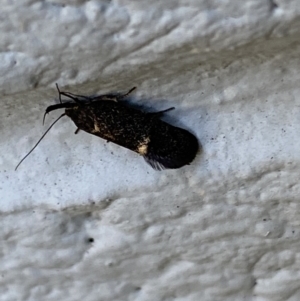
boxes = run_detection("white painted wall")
[1,0,300,300]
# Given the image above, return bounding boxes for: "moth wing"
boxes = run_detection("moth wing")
[143,153,189,170]
[143,132,198,171]
[143,155,166,171]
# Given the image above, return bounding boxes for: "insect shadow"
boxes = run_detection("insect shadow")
[15,84,199,171]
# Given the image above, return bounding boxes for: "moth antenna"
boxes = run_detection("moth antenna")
[15,113,66,171]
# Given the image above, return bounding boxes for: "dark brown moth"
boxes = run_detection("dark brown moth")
[15,85,199,171]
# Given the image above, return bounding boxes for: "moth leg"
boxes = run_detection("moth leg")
[148,107,175,117]
[60,91,91,101]
[91,87,137,103]
[56,84,62,103]
[56,84,91,104]
[74,128,80,134]
[59,92,86,104]
[120,87,136,98]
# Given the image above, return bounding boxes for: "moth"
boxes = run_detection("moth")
[16,85,199,171]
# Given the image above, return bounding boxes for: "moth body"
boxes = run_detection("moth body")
[16,86,199,171]
[63,99,199,170]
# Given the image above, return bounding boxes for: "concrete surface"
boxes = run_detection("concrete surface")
[1,0,300,300]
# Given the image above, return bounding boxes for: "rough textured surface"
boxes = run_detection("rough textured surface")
[1,0,300,300]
